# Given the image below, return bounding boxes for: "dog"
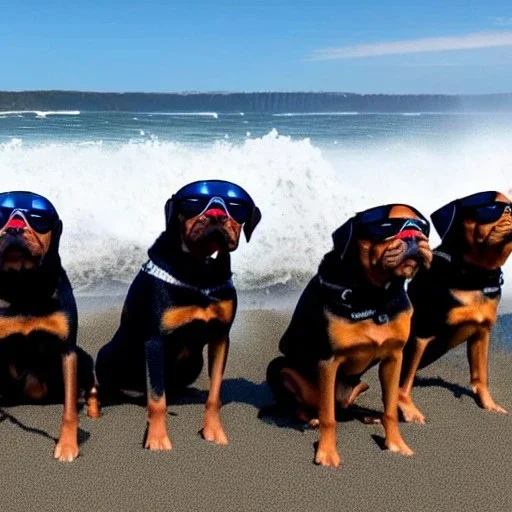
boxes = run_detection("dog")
[0,191,96,462]
[398,191,512,423]
[95,180,261,450]
[266,204,432,467]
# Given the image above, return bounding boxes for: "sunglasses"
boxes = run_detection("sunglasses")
[355,204,430,241]
[462,201,512,225]
[0,191,59,234]
[172,180,256,225]
[176,196,253,224]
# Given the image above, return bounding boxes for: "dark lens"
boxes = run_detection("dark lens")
[0,207,11,228]
[471,203,507,224]
[226,201,251,224]
[26,211,56,233]
[360,218,429,240]
[359,220,400,240]
[177,197,209,219]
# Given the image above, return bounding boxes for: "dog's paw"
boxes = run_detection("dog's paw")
[398,397,426,424]
[473,388,508,415]
[202,423,229,445]
[144,431,173,451]
[314,448,342,468]
[385,438,414,456]
[482,401,508,415]
[53,441,79,462]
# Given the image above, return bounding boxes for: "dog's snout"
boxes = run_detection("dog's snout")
[204,208,228,221]
[4,216,27,236]
[5,226,25,236]
[403,237,420,259]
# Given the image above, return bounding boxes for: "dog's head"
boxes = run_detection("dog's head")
[0,191,62,272]
[332,204,433,286]
[164,180,261,257]
[431,191,512,269]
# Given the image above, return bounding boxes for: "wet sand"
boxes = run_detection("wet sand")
[1,300,512,512]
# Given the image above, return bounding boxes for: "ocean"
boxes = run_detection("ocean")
[1,110,511,309]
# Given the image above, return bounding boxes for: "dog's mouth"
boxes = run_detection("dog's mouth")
[0,240,40,271]
[393,258,419,279]
[486,220,512,246]
[380,236,431,275]
[184,226,238,256]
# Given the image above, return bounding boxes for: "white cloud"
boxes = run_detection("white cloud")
[310,31,512,60]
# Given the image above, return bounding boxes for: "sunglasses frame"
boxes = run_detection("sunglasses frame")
[0,191,59,234]
[175,195,253,225]
[354,203,431,241]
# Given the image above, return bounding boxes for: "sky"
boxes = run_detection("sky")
[2,0,512,94]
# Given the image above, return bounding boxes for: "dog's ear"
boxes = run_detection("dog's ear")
[332,218,354,259]
[244,206,262,242]
[164,197,174,225]
[46,219,63,261]
[431,201,457,241]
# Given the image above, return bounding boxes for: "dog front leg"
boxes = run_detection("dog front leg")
[467,329,507,414]
[315,357,342,467]
[380,353,414,456]
[144,338,172,450]
[398,336,434,423]
[54,349,79,462]
[202,335,229,445]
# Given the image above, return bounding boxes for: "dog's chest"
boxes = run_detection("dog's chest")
[160,299,234,333]
[447,290,498,328]
[325,308,413,357]
[0,306,69,341]
[443,290,499,347]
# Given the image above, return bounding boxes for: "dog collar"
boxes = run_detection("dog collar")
[317,275,409,325]
[433,250,503,297]
[141,259,233,296]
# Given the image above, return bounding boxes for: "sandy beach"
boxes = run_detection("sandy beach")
[1,298,512,512]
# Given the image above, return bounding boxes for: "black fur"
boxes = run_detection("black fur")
[0,222,94,403]
[401,246,503,378]
[95,230,237,398]
[268,243,411,398]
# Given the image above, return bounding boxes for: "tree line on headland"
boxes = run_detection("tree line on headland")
[1,91,512,113]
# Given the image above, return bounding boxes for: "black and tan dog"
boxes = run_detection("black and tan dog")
[95,180,261,450]
[0,191,96,462]
[266,204,432,467]
[398,191,512,423]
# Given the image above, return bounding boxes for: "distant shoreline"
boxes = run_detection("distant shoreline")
[2,90,512,113]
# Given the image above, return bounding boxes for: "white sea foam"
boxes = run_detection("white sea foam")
[0,110,81,118]
[0,130,511,302]
[273,112,359,117]
[146,112,219,119]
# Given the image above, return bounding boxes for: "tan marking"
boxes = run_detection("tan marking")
[161,300,234,332]
[0,311,69,340]
[325,308,413,362]
[447,290,498,327]
[0,298,10,308]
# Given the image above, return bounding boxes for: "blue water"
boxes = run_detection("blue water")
[0,109,511,306]
[2,110,512,146]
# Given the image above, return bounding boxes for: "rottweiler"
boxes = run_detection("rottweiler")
[398,191,512,423]
[0,191,96,462]
[266,204,432,467]
[95,180,261,450]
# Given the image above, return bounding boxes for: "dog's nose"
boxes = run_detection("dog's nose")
[403,237,420,259]
[4,216,27,236]
[5,226,25,236]
[204,208,228,221]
